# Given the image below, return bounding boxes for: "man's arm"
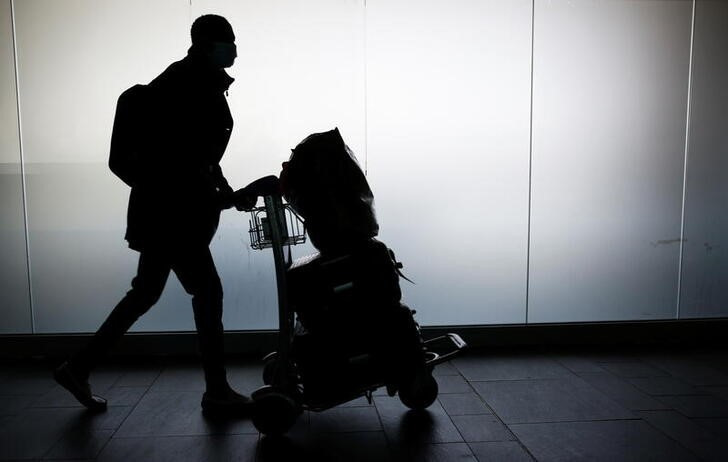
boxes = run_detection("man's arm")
[207,164,235,210]
[232,175,281,211]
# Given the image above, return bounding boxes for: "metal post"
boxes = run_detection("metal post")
[264,195,292,385]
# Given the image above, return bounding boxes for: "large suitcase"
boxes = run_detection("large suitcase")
[286,239,425,400]
[287,238,402,330]
[291,302,425,402]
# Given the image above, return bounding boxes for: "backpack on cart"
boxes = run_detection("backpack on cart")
[281,127,378,254]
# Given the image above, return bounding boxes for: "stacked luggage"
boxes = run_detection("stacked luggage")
[281,128,427,403]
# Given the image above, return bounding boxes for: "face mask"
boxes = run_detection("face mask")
[210,42,237,68]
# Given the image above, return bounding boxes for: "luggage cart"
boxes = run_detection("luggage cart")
[248,194,467,435]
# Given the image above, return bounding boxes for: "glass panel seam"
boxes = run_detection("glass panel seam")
[525,0,535,324]
[363,0,368,175]
[10,0,35,333]
[677,0,696,320]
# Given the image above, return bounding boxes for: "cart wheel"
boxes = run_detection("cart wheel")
[252,388,301,435]
[399,371,438,410]
[262,353,281,386]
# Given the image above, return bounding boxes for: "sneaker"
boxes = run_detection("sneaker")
[201,387,254,416]
[53,362,107,413]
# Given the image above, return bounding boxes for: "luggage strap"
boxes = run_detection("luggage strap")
[388,248,415,284]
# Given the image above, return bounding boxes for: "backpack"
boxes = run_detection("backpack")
[108,84,153,187]
[282,128,379,253]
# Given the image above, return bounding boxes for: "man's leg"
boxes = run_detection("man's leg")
[172,246,227,392]
[56,251,171,409]
[172,246,251,412]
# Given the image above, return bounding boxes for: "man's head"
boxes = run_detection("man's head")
[190,15,236,69]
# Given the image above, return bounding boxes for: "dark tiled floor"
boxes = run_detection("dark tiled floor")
[0,347,727,461]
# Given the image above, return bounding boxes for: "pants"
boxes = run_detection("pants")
[72,246,227,390]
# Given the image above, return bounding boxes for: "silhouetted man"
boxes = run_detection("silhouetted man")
[54,14,253,414]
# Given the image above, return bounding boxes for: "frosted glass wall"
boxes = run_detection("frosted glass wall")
[366,0,533,325]
[679,0,728,319]
[1,0,726,334]
[14,0,192,333]
[191,0,366,330]
[527,0,693,323]
[13,0,363,333]
[0,0,31,333]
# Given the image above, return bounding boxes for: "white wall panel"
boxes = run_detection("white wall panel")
[15,0,193,333]
[0,0,31,333]
[8,0,723,333]
[191,0,366,330]
[528,0,693,322]
[15,0,364,332]
[679,0,728,319]
[366,0,533,325]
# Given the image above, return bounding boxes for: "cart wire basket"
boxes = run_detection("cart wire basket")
[248,201,306,250]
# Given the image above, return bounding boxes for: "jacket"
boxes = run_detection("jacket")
[121,52,235,252]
